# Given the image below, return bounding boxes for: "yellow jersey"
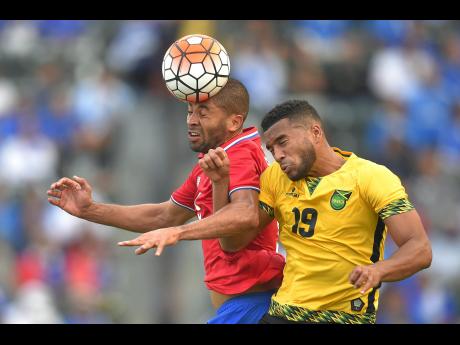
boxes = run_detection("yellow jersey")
[259,148,414,323]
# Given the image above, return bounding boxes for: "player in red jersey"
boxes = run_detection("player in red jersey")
[47,78,285,324]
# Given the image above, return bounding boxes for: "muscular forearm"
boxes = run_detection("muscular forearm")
[177,202,258,241]
[374,237,432,282]
[212,178,229,213]
[80,202,176,233]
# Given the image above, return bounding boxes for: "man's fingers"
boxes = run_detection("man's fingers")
[208,150,224,168]
[203,155,219,170]
[155,242,165,256]
[349,267,361,284]
[47,197,61,207]
[135,241,157,255]
[214,148,228,161]
[118,238,144,247]
[52,177,81,191]
[73,175,89,190]
[353,272,368,289]
[360,279,373,295]
[199,159,210,171]
[47,189,61,198]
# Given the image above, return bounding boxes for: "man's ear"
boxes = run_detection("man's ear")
[311,123,323,144]
[227,114,244,132]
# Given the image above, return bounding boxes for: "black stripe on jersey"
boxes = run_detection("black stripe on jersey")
[366,288,377,313]
[370,217,385,263]
[259,201,275,218]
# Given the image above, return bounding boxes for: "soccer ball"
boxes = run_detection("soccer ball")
[162,34,231,103]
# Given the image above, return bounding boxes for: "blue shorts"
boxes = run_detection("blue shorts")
[207,290,276,324]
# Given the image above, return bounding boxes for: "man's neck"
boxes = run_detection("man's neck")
[222,128,244,146]
[309,145,346,177]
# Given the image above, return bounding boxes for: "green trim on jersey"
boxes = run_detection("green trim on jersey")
[306,177,322,196]
[259,201,274,217]
[268,300,376,324]
[378,198,414,220]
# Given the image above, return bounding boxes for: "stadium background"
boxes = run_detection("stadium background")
[0,20,458,324]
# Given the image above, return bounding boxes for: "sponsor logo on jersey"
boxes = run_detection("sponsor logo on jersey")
[285,187,300,198]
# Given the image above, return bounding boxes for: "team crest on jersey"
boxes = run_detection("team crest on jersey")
[330,190,352,210]
[351,298,365,312]
[285,187,299,198]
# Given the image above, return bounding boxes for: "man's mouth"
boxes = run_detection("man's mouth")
[188,131,201,140]
[281,164,291,173]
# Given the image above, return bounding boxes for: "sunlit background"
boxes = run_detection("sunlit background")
[0,20,459,324]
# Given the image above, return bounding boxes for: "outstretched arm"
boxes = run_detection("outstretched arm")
[349,209,432,294]
[47,176,194,233]
[118,188,261,255]
[118,150,275,255]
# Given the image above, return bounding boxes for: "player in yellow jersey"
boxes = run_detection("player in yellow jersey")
[255,99,431,323]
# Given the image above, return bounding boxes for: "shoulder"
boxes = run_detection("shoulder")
[226,141,266,168]
[261,161,283,181]
[352,155,404,195]
[352,154,396,179]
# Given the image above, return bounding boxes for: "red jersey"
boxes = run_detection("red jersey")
[171,127,285,295]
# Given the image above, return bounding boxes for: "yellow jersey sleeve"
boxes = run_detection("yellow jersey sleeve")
[259,164,276,218]
[360,163,412,218]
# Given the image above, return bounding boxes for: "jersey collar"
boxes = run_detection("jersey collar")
[197,127,260,158]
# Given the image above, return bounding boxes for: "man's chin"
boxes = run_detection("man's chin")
[189,142,206,153]
[287,170,306,181]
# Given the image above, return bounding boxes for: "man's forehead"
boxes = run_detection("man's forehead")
[263,118,291,137]
[188,99,215,110]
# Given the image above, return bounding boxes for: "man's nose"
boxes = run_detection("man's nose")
[273,147,285,162]
[187,112,199,125]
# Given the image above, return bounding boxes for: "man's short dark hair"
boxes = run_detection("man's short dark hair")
[261,100,322,132]
[211,78,250,121]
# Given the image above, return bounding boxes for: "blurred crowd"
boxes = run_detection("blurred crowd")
[0,20,459,324]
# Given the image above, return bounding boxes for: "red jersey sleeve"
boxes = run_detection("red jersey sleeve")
[227,142,264,197]
[170,167,197,213]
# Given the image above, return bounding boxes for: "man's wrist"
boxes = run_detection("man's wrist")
[372,261,386,282]
[212,177,230,185]
[176,224,188,241]
[79,202,96,219]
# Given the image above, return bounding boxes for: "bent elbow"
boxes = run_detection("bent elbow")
[420,242,433,270]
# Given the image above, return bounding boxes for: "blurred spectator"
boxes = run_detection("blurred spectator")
[38,89,80,176]
[438,102,460,174]
[368,22,435,103]
[0,100,58,188]
[366,20,413,47]
[0,21,39,59]
[2,281,63,323]
[71,67,135,175]
[0,76,18,116]
[232,21,288,114]
[34,20,86,41]
[405,61,452,150]
[292,20,351,62]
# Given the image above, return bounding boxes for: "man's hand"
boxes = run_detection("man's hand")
[199,148,230,183]
[118,227,181,256]
[349,264,382,294]
[47,176,93,218]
